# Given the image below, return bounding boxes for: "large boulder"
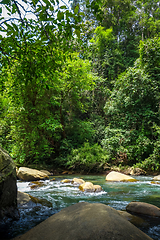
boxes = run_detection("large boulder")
[13,202,152,240]
[106,171,137,182]
[126,201,160,217]
[0,146,19,220]
[17,167,49,181]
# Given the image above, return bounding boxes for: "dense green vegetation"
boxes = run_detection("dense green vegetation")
[0,0,160,173]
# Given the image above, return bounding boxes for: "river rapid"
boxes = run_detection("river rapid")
[2,174,160,239]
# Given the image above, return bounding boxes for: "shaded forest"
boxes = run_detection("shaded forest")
[0,0,160,173]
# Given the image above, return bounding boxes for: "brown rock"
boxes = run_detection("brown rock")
[61,179,72,183]
[13,202,153,240]
[17,167,49,181]
[118,210,148,227]
[130,168,146,176]
[17,191,31,205]
[126,201,160,217]
[17,191,52,208]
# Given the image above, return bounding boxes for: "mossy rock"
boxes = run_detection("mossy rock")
[0,146,19,220]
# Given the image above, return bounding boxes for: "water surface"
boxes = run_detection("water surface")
[2,175,160,239]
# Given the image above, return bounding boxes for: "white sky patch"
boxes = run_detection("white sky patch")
[0,0,71,36]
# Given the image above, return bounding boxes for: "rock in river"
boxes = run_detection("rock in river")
[106,171,137,182]
[153,175,160,181]
[17,167,49,181]
[79,182,102,192]
[0,146,19,220]
[126,201,160,217]
[13,202,152,240]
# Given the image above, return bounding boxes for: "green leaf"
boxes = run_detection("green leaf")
[57,11,64,21]
[75,29,80,38]
[74,5,79,14]
[0,0,10,4]
[60,5,67,10]
[0,7,2,14]
[42,0,50,5]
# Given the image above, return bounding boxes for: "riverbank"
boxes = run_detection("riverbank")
[16,163,160,177]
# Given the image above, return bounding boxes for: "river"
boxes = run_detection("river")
[1,174,160,239]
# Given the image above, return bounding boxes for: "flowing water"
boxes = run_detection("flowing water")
[2,175,160,239]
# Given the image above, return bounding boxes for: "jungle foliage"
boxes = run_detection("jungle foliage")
[0,0,160,172]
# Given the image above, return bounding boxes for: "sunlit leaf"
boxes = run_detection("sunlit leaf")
[74,5,79,14]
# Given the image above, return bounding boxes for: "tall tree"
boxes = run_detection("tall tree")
[0,0,95,163]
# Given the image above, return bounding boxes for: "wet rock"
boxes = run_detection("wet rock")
[28,181,46,189]
[17,191,31,206]
[153,175,160,181]
[72,178,85,185]
[17,191,52,208]
[106,171,138,182]
[93,185,102,192]
[151,181,160,185]
[118,210,148,227]
[126,201,160,217]
[29,195,52,208]
[79,182,102,192]
[50,178,56,181]
[17,167,49,181]
[79,181,94,192]
[0,146,19,220]
[12,202,153,240]
[61,179,72,183]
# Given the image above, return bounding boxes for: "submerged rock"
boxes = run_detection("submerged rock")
[17,167,49,181]
[0,146,19,221]
[28,181,46,189]
[126,201,160,217]
[118,210,148,227]
[106,171,137,182]
[61,179,72,183]
[13,202,152,240]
